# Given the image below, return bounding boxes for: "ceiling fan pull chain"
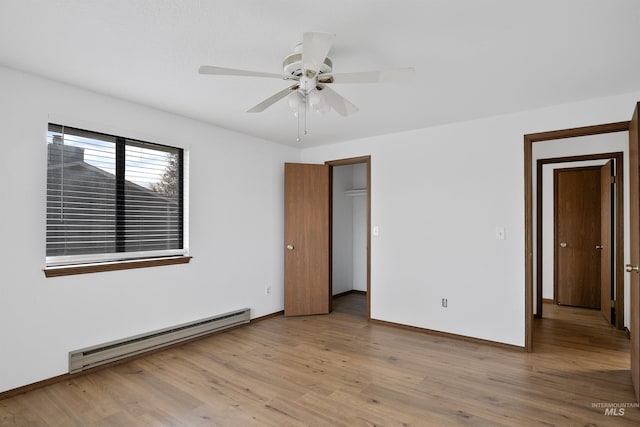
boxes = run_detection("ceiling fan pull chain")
[296,106,301,142]
[304,95,308,136]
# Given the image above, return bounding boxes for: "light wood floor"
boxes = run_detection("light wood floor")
[1,294,639,426]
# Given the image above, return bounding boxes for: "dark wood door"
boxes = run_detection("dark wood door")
[555,167,601,308]
[284,163,331,316]
[600,160,614,323]
[629,103,640,403]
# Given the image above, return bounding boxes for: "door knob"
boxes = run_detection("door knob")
[625,264,639,273]
[595,245,603,249]
[560,242,567,248]
[286,244,295,251]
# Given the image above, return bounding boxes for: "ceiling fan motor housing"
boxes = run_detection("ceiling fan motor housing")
[283,48,333,79]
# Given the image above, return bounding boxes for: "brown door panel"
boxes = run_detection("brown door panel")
[555,167,601,309]
[629,103,640,403]
[284,163,330,316]
[600,160,614,323]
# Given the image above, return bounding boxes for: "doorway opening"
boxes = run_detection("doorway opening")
[524,122,630,351]
[326,156,371,319]
[537,154,624,328]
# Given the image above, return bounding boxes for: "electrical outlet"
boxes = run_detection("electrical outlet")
[265,285,272,296]
[442,298,448,308]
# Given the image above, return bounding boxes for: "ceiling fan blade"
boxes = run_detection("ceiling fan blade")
[199,65,283,79]
[247,84,299,113]
[302,32,335,75]
[318,84,358,116]
[320,67,416,84]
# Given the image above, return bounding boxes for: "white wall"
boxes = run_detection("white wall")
[332,165,354,295]
[332,164,367,294]
[301,91,640,347]
[0,65,299,393]
[533,133,629,326]
[352,164,367,292]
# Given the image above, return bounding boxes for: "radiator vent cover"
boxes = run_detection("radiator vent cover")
[69,308,250,373]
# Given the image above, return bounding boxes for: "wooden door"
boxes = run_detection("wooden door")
[600,160,614,323]
[629,103,640,403]
[555,167,601,308]
[284,163,331,316]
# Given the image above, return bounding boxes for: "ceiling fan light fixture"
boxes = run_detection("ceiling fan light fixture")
[317,98,331,114]
[307,88,322,107]
[308,88,330,114]
[288,90,306,114]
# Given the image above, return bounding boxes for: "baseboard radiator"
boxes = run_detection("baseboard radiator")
[69,308,250,373]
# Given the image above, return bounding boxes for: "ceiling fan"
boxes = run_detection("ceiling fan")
[198,32,415,121]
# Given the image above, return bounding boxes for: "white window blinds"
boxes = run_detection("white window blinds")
[46,124,184,266]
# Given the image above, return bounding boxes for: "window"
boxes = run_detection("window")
[46,124,187,271]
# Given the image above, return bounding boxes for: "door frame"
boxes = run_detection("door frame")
[537,154,623,322]
[325,155,371,319]
[524,121,629,351]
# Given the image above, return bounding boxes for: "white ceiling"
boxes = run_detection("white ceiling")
[1,0,640,147]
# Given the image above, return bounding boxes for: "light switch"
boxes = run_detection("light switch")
[373,226,380,237]
[495,226,505,240]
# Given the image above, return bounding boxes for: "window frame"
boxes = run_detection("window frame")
[44,123,190,277]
